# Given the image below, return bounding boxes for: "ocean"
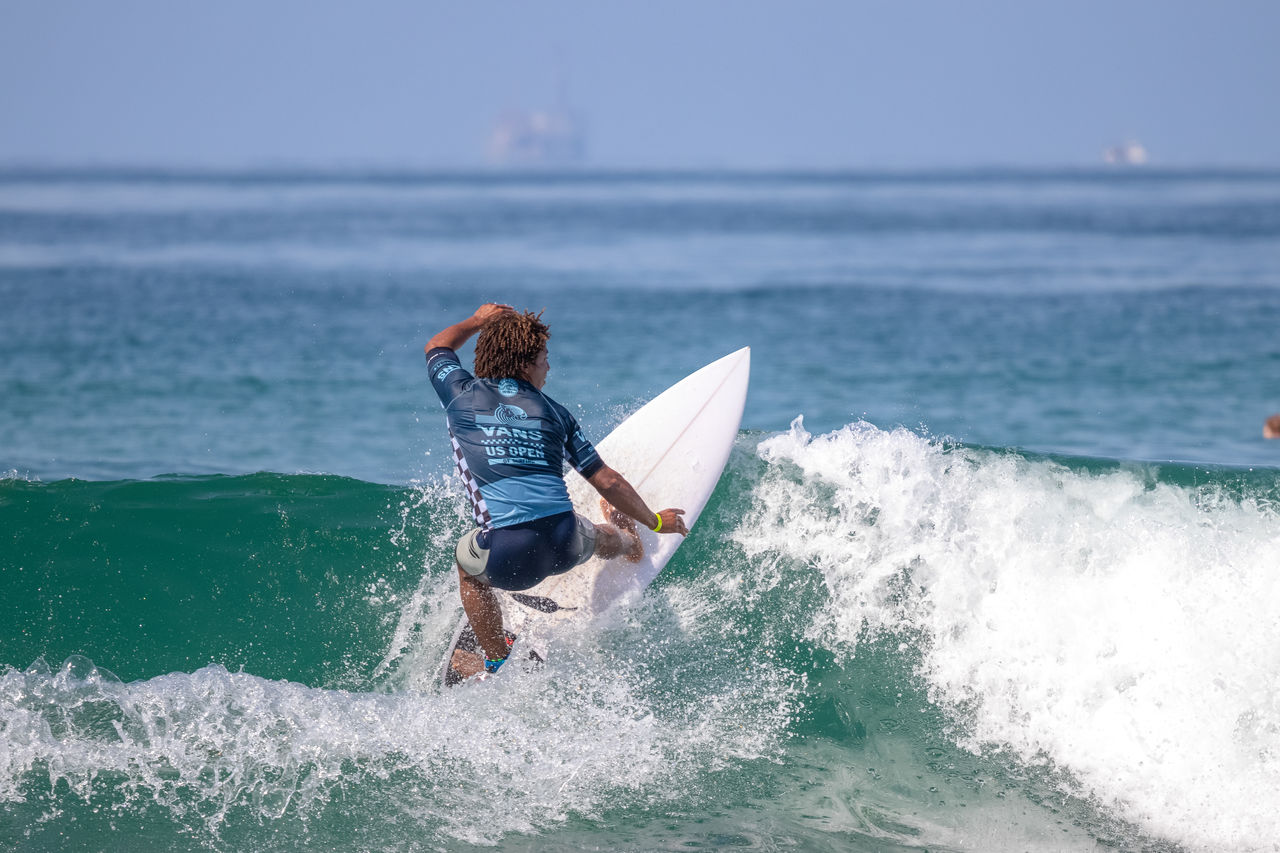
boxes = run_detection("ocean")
[2,168,1279,852]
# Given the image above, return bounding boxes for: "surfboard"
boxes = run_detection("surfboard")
[439,347,751,687]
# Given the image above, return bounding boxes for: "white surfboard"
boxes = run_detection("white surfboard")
[440,347,751,687]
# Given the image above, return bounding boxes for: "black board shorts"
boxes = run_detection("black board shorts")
[455,511,597,591]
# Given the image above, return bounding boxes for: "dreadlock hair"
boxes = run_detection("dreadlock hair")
[473,309,550,380]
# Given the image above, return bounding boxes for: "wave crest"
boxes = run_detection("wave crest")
[736,417,1280,851]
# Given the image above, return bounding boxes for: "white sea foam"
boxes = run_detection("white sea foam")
[736,418,1280,852]
[1,604,798,846]
[371,478,472,684]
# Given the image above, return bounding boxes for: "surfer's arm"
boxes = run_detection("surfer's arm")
[587,465,688,536]
[425,303,514,352]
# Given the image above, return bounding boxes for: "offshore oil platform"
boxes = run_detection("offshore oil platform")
[487,69,586,167]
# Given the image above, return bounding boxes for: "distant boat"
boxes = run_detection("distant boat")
[1103,141,1149,166]
[488,107,585,167]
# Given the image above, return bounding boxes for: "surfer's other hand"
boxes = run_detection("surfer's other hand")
[472,303,515,325]
[654,508,688,536]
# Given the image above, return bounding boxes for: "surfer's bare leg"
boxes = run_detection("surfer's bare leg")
[456,564,510,661]
[596,499,644,562]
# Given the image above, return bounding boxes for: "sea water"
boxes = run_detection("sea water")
[2,169,1279,851]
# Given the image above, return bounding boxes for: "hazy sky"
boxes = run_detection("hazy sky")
[2,1,1277,168]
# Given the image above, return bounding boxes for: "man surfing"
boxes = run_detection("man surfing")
[425,303,688,678]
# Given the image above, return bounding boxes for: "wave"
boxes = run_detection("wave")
[3,429,1278,851]
[0,472,451,688]
[0,470,802,849]
[737,418,1280,850]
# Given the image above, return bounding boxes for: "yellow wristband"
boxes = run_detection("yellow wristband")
[652,513,662,532]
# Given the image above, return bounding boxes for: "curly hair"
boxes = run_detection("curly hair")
[473,310,550,379]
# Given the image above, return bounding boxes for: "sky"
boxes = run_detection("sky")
[1,1,1277,169]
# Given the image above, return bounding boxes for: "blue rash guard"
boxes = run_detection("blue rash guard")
[427,347,604,588]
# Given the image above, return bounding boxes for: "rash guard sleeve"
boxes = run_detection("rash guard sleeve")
[560,407,604,479]
[425,347,471,408]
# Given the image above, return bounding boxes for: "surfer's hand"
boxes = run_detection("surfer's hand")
[654,508,688,536]
[472,303,515,326]
[428,304,515,350]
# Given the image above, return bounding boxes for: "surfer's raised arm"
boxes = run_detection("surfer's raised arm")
[425,303,514,352]
[587,465,688,536]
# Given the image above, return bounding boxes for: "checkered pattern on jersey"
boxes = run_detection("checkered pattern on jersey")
[450,430,492,530]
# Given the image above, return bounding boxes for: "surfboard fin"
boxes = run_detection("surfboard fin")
[509,592,576,614]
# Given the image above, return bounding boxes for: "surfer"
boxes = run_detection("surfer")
[425,303,689,676]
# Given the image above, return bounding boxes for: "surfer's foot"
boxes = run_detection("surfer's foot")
[451,634,514,681]
[450,649,485,679]
[600,499,645,563]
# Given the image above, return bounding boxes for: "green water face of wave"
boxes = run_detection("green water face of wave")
[0,472,447,687]
[2,433,1278,851]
